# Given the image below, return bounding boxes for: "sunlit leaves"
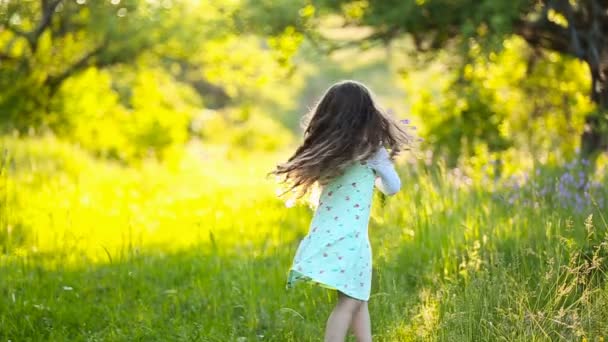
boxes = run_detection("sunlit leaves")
[47,66,197,161]
[547,8,568,28]
[267,26,303,67]
[49,67,129,160]
[403,36,593,164]
[126,69,193,160]
[299,3,315,19]
[0,0,307,161]
[341,0,368,23]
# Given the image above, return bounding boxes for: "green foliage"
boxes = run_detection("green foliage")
[403,37,593,165]
[47,66,198,162]
[48,67,128,159]
[0,0,174,126]
[238,0,313,35]
[257,0,606,162]
[126,69,194,160]
[341,0,529,49]
[0,0,307,161]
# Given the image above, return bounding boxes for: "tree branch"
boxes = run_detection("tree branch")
[298,25,400,55]
[29,0,63,51]
[45,38,157,95]
[4,0,64,52]
[553,0,586,59]
[514,18,577,58]
[45,40,107,93]
[0,52,16,61]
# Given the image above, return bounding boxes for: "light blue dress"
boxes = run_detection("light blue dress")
[286,147,400,301]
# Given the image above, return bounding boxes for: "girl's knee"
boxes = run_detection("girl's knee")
[337,292,365,311]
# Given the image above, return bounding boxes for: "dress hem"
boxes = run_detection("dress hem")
[286,268,369,301]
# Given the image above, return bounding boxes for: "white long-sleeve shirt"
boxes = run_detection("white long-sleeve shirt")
[367,147,401,195]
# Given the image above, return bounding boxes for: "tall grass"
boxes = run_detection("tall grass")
[1,135,607,341]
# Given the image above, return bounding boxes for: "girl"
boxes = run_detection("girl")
[271,80,412,341]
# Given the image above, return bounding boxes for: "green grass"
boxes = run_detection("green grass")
[2,135,608,341]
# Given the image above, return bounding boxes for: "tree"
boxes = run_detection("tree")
[0,0,173,129]
[0,0,302,160]
[259,0,607,163]
[514,0,607,162]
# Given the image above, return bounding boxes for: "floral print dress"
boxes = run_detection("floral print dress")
[286,147,401,301]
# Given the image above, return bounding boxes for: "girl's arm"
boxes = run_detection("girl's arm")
[368,147,401,196]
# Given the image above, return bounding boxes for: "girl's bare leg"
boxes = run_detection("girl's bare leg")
[324,292,363,342]
[350,301,372,342]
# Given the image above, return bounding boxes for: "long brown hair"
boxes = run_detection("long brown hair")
[271,80,412,197]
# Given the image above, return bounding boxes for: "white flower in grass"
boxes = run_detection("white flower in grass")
[63,286,73,291]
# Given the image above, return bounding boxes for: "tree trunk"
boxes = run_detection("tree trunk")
[580,62,608,164]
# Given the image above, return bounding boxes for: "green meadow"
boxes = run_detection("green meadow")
[2,135,608,341]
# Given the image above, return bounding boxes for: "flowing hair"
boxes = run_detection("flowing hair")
[271,80,413,197]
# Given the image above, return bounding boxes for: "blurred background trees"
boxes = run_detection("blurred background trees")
[0,0,300,161]
[250,0,607,166]
[0,0,606,167]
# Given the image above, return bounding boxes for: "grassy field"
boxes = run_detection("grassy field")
[2,135,608,341]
